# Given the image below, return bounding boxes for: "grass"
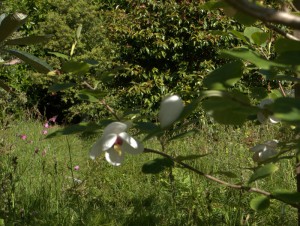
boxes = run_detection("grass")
[0,119,298,225]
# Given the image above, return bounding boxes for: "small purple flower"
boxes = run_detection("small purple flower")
[20,134,27,140]
[74,165,80,171]
[44,122,49,128]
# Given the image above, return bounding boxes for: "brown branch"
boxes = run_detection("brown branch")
[224,0,300,30]
[144,147,299,208]
[265,23,300,41]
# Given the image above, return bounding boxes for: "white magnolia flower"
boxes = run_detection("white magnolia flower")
[250,140,278,162]
[159,95,184,128]
[257,99,280,124]
[89,122,144,166]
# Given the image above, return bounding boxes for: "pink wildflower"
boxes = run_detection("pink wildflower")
[49,115,58,123]
[20,134,27,140]
[42,130,48,135]
[74,165,80,171]
[44,122,49,128]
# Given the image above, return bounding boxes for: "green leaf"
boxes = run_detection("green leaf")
[230,30,249,43]
[48,83,76,92]
[202,91,257,125]
[178,98,201,120]
[134,121,160,133]
[175,154,209,162]
[250,196,270,211]
[142,158,174,174]
[76,24,83,40]
[48,51,70,60]
[77,92,99,102]
[251,32,270,46]
[203,61,243,90]
[62,61,90,76]
[270,97,300,122]
[78,89,107,100]
[221,48,282,70]
[274,38,300,54]
[272,191,300,205]
[7,49,53,73]
[5,35,53,45]
[0,13,27,43]
[244,27,263,43]
[234,12,256,26]
[249,87,268,100]
[46,122,102,138]
[275,51,300,66]
[248,163,278,184]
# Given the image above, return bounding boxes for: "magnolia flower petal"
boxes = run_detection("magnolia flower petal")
[89,134,117,159]
[269,116,280,124]
[258,148,277,162]
[258,98,274,108]
[250,144,267,152]
[159,95,184,128]
[105,148,125,166]
[265,140,278,149]
[119,132,144,155]
[103,122,127,136]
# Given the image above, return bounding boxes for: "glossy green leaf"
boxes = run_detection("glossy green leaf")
[134,121,160,133]
[274,38,300,54]
[62,61,90,76]
[142,158,174,174]
[178,98,201,120]
[77,91,99,102]
[48,51,70,60]
[275,51,300,66]
[0,13,27,43]
[234,12,256,26]
[78,89,107,99]
[203,61,243,90]
[202,91,257,125]
[251,32,270,46]
[250,196,270,211]
[230,30,249,43]
[244,27,263,43]
[76,24,82,40]
[270,97,300,122]
[48,83,75,92]
[272,191,300,204]
[248,163,278,184]
[5,35,53,45]
[7,49,53,73]
[249,87,268,100]
[221,48,282,70]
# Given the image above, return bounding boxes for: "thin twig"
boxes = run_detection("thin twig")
[144,147,299,208]
[224,0,300,30]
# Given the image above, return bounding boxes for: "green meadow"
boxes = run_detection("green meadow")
[0,119,296,225]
